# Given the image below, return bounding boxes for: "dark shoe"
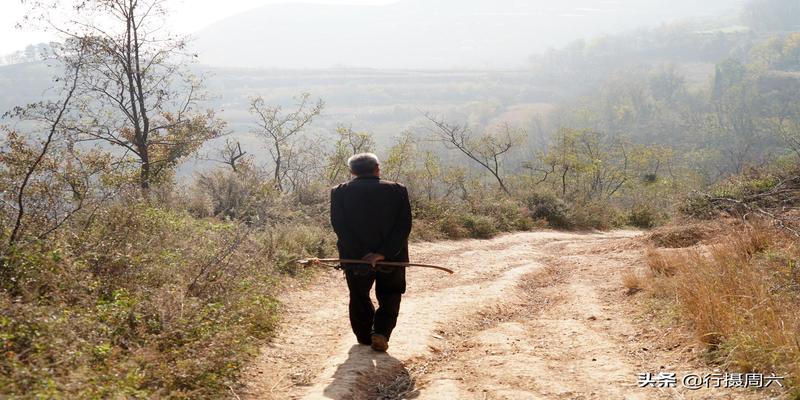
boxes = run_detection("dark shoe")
[371,334,389,352]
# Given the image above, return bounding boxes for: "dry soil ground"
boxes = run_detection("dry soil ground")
[238,230,774,400]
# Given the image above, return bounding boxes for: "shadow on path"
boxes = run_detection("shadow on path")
[323,344,416,400]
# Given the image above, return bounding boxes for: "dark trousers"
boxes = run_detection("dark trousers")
[344,267,405,343]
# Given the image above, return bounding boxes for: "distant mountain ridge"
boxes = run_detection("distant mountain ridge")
[193,0,745,69]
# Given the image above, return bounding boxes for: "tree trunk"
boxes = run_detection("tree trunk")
[492,173,510,194]
[139,143,151,190]
[273,143,283,192]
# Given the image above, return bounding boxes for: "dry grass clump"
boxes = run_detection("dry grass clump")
[646,223,715,248]
[621,270,646,295]
[375,369,418,400]
[644,246,683,276]
[645,222,800,395]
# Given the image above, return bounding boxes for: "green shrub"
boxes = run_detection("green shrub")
[461,213,498,239]
[628,204,666,228]
[472,197,533,231]
[679,165,800,221]
[435,213,471,239]
[525,192,573,229]
[569,201,624,230]
[679,191,715,218]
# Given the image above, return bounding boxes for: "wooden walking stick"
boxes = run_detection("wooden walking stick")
[297,258,454,274]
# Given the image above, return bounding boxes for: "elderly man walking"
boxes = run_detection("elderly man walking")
[330,153,412,352]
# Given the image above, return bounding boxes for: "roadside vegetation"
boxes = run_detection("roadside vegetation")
[636,161,800,398]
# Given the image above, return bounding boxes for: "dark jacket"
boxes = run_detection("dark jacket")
[330,175,412,263]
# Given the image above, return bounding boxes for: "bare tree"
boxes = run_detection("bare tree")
[4,48,84,246]
[208,138,249,172]
[325,125,375,185]
[27,0,221,189]
[425,115,523,194]
[249,93,324,192]
[2,44,112,249]
[282,137,328,200]
[536,129,634,201]
[762,83,800,158]
[383,132,416,183]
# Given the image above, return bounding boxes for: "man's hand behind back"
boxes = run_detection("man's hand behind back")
[362,252,385,268]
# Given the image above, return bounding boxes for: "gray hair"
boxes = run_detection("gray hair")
[347,153,380,176]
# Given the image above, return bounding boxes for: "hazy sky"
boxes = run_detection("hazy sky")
[0,0,398,54]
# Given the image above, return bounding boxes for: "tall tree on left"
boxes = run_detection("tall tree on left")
[25,0,222,190]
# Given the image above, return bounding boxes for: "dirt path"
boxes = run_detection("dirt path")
[239,231,763,400]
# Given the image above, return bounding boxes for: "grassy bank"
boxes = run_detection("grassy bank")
[630,163,800,398]
[0,200,333,398]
